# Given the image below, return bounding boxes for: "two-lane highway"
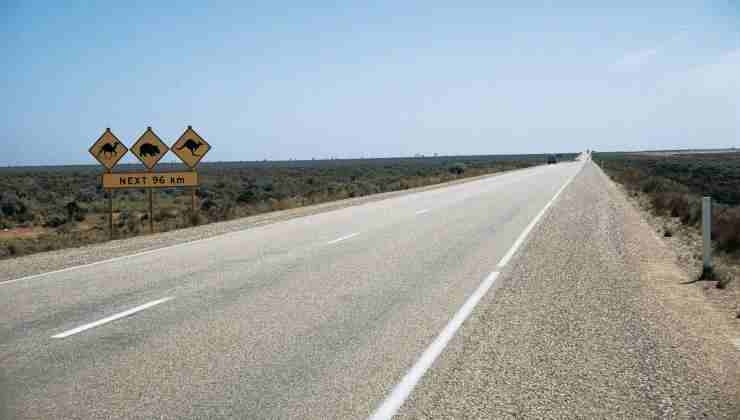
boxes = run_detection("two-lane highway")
[1,160,583,419]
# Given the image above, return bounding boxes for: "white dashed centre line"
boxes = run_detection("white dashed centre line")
[415,209,430,215]
[327,233,359,245]
[51,297,173,339]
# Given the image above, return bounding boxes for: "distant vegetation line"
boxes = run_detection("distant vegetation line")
[594,152,740,256]
[0,153,574,259]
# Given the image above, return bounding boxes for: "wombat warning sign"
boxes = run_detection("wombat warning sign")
[131,127,169,169]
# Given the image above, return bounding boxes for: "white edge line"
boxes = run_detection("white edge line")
[496,170,579,269]
[415,209,430,215]
[368,271,500,420]
[327,232,359,245]
[51,297,173,338]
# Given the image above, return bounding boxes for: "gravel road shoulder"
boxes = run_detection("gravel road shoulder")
[398,161,739,419]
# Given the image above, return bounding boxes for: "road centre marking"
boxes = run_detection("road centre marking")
[327,233,359,245]
[368,271,500,420]
[51,297,173,339]
[415,209,430,215]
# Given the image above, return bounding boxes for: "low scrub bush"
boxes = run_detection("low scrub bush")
[640,176,689,194]
[713,207,740,254]
[598,152,740,258]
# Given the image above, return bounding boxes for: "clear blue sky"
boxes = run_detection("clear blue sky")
[2,1,738,165]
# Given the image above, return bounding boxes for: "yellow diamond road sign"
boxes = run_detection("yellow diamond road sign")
[131,127,169,170]
[89,128,128,170]
[172,126,211,168]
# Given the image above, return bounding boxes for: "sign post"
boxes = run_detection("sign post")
[191,172,197,224]
[172,126,211,225]
[131,127,169,234]
[108,173,114,240]
[89,126,209,237]
[89,128,128,240]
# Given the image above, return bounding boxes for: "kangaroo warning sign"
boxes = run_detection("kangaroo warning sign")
[89,128,128,170]
[102,171,198,189]
[131,127,169,169]
[172,125,211,168]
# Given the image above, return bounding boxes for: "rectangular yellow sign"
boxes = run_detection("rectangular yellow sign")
[102,172,198,189]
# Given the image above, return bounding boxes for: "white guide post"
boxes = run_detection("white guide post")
[702,196,712,275]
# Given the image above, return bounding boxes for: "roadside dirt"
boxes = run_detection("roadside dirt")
[0,226,48,239]
[607,170,740,322]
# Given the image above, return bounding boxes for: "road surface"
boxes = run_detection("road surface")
[1,158,736,418]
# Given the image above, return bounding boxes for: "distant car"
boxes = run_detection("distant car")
[547,154,557,164]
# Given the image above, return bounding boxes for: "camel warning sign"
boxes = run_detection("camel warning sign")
[131,127,169,169]
[172,126,211,168]
[89,128,128,170]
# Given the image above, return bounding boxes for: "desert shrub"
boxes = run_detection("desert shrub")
[44,213,67,228]
[126,211,141,233]
[188,211,204,226]
[75,187,98,203]
[200,199,217,211]
[155,208,178,222]
[0,192,29,219]
[66,201,87,222]
[652,192,682,215]
[448,162,467,175]
[713,207,740,253]
[680,197,703,226]
[619,168,643,188]
[640,176,688,194]
[237,189,259,204]
[272,197,298,211]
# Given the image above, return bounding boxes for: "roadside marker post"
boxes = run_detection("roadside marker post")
[702,196,712,277]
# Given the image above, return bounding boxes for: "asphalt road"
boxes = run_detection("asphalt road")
[1,160,583,419]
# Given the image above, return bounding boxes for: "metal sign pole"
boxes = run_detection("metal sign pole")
[148,177,154,234]
[108,190,113,240]
[107,169,113,240]
[191,165,198,225]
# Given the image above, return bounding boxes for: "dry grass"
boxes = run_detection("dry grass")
[597,152,740,257]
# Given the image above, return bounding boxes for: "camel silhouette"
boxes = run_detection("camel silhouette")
[97,141,120,158]
[177,138,205,156]
[139,143,161,157]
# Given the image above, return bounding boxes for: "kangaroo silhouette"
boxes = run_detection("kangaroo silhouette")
[177,138,204,156]
[139,143,161,157]
[97,141,120,158]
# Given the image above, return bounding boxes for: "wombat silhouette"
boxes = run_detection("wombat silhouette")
[97,142,120,158]
[139,143,161,157]
[177,138,204,156]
